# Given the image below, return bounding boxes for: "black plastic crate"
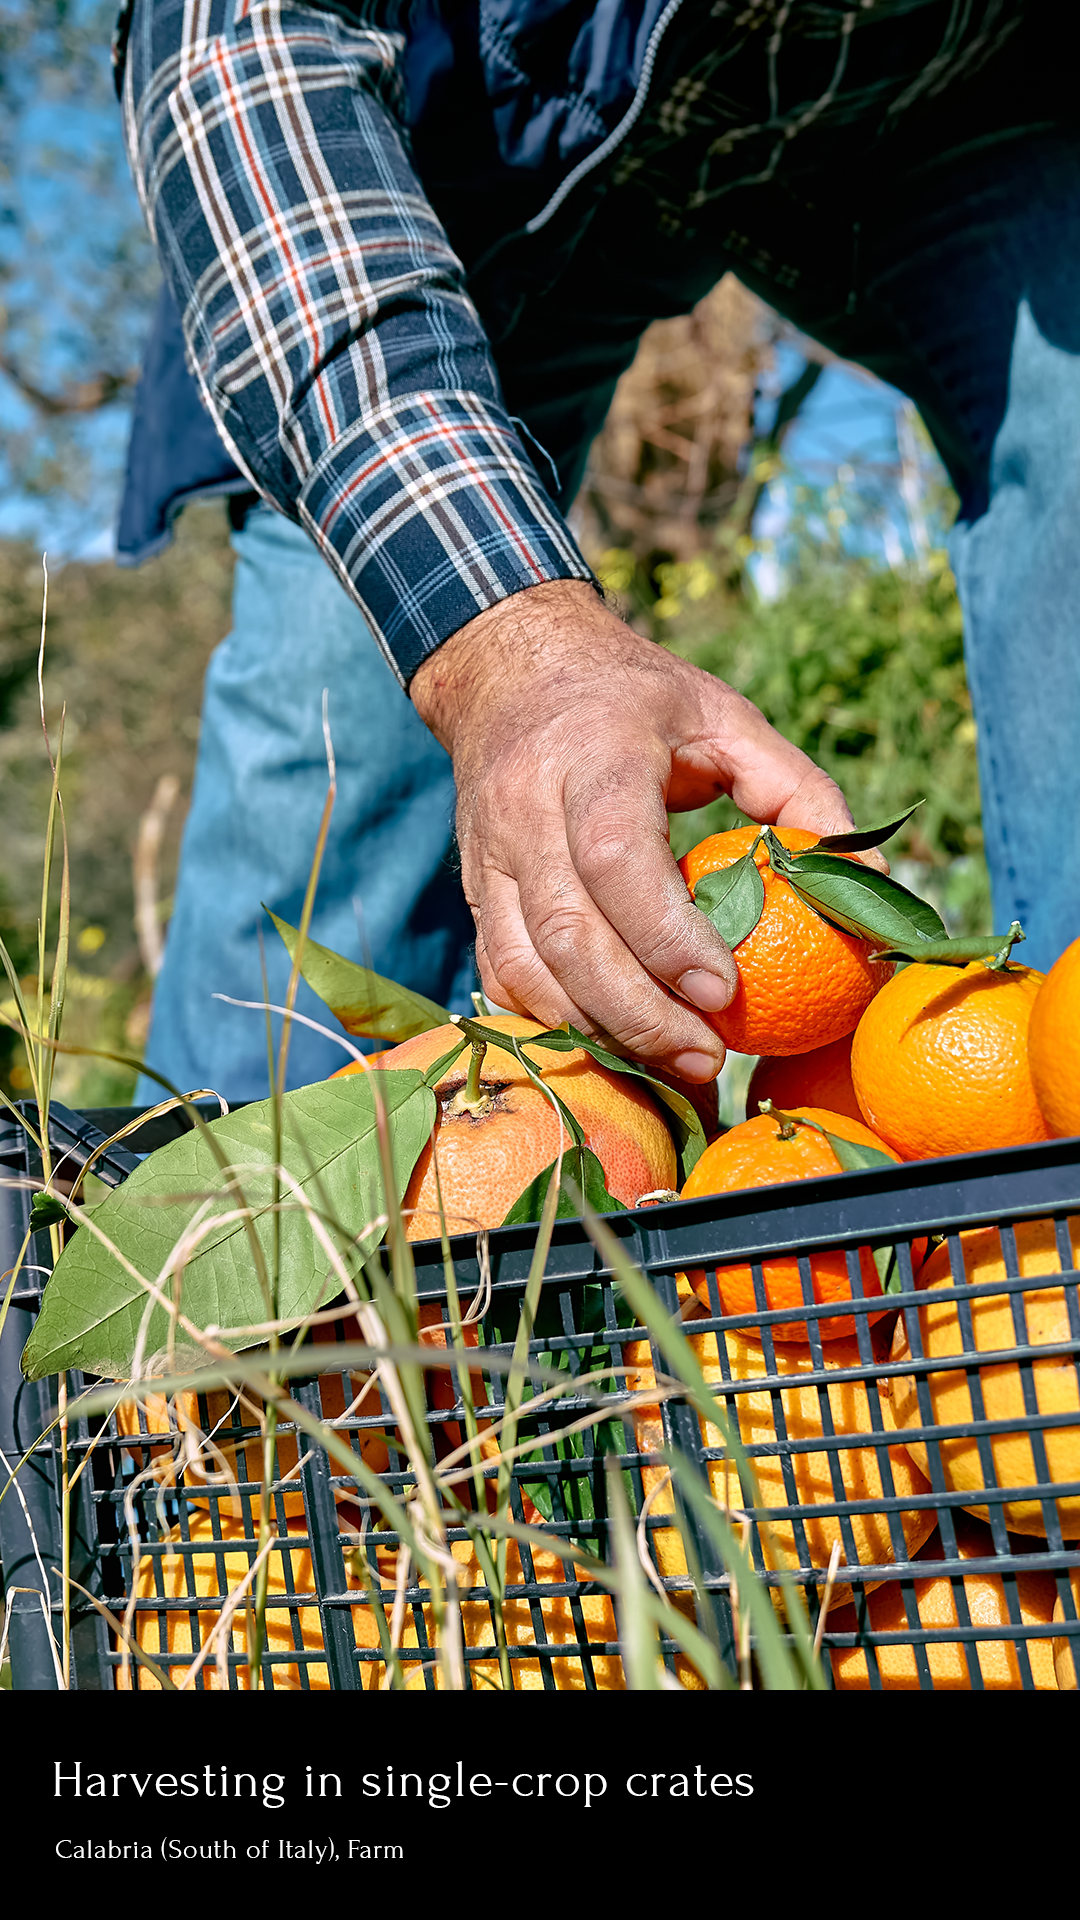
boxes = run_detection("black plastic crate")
[2,1100,1079,1690]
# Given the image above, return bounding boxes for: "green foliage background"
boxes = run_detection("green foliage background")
[593,475,987,940]
[0,505,232,1101]
[665,554,987,934]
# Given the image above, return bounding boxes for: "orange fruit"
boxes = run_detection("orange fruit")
[117,1511,381,1690]
[681,1106,901,1340]
[679,826,893,1056]
[850,959,1050,1160]
[1028,936,1080,1137]
[1052,1567,1080,1689]
[747,1033,863,1126]
[827,1512,1059,1689]
[370,1014,677,1239]
[879,1219,1080,1538]
[120,1510,630,1691]
[625,1321,937,1615]
[329,1050,386,1076]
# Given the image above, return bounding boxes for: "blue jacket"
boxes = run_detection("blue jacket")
[117,0,678,563]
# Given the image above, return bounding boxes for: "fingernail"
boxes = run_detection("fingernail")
[672,1049,721,1083]
[678,969,733,1012]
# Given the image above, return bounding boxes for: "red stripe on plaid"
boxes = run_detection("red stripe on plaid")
[317,407,552,567]
[203,33,339,444]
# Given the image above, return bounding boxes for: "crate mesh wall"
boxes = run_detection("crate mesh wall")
[2,1103,1079,1690]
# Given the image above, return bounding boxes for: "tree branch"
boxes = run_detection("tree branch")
[0,352,138,416]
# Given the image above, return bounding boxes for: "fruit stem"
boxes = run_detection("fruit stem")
[757,825,782,871]
[446,1038,492,1116]
[757,1097,801,1141]
[465,1038,486,1106]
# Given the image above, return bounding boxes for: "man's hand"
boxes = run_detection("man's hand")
[411,579,856,1082]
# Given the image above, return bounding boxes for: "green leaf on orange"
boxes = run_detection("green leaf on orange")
[782,857,946,946]
[505,1032,587,1149]
[811,801,924,854]
[692,853,766,950]
[21,1069,436,1383]
[500,1144,627,1227]
[758,1102,897,1173]
[423,1039,470,1086]
[545,1026,706,1176]
[868,927,1025,968]
[267,909,449,1041]
[818,1131,898,1173]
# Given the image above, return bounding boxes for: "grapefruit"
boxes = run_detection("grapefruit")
[370,1014,677,1239]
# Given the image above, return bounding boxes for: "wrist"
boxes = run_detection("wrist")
[410,578,625,752]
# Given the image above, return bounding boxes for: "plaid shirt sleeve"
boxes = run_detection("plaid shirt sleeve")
[120,0,593,686]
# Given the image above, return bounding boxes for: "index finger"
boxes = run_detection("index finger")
[562,751,740,1018]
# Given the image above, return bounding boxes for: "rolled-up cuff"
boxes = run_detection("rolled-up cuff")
[297,390,596,685]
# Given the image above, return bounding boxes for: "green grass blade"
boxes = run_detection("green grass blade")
[606,1459,662,1688]
[662,1448,824,1690]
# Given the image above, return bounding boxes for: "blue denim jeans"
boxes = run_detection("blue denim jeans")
[136,505,477,1103]
[947,297,1080,969]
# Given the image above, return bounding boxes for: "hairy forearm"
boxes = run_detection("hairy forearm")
[413,581,640,750]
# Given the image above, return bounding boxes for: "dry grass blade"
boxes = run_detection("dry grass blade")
[59,1575,176,1691]
[212,995,372,1067]
[492,1045,567,1602]
[205,1535,276,1692]
[433,1371,686,1493]
[356,1086,467,1693]
[0,1218,35,1355]
[812,1540,843,1661]
[636,1467,674,1603]
[427,1161,510,1684]
[63,1092,229,1204]
[0,1411,61,1515]
[134,773,180,979]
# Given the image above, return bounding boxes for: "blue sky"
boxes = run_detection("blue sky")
[0,14,156,555]
[747,341,949,598]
